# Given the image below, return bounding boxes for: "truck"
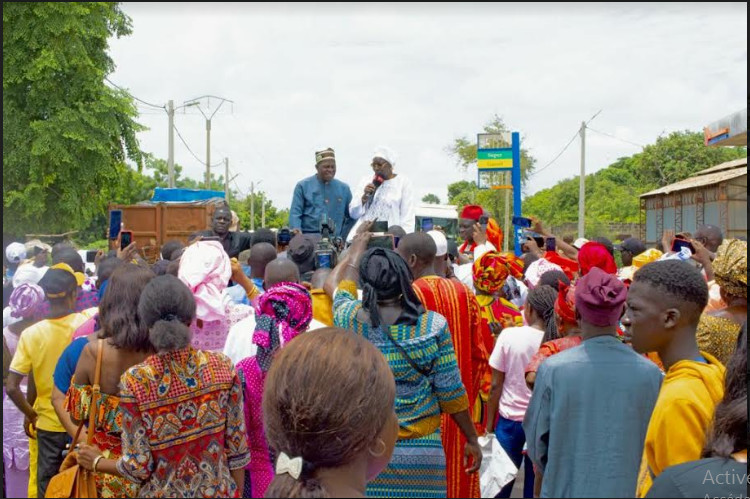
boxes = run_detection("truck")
[109,188,227,262]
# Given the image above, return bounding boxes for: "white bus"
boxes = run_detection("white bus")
[414,204,459,240]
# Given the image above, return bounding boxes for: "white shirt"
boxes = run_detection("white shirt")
[223,311,327,366]
[454,241,497,292]
[348,174,415,240]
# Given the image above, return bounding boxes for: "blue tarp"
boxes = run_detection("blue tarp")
[151,188,226,203]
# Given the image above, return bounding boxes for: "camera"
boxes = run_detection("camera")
[277,227,292,246]
[314,214,343,269]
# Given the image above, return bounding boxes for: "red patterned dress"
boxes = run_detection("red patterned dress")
[115,347,250,498]
[65,381,137,497]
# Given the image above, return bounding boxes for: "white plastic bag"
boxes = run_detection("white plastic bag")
[478,434,518,498]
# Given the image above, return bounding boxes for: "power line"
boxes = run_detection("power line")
[587,127,645,149]
[529,129,580,177]
[105,77,165,110]
[173,124,206,167]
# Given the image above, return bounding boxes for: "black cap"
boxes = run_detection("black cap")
[615,237,647,256]
[288,234,316,275]
[38,268,77,299]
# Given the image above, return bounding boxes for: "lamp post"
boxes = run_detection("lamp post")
[183,95,234,189]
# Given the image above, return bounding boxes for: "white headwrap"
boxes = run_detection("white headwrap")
[373,146,397,168]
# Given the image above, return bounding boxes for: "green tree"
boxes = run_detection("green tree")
[240,191,289,230]
[522,130,746,238]
[446,115,537,222]
[3,2,144,237]
[421,193,441,204]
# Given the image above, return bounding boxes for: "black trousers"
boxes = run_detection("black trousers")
[36,429,68,499]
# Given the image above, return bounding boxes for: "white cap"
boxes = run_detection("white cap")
[372,146,397,168]
[573,238,590,250]
[427,230,448,257]
[5,243,26,264]
[12,263,46,287]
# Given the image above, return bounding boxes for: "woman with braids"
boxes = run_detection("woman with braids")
[524,280,583,390]
[326,233,481,498]
[485,284,556,498]
[77,275,250,498]
[263,328,400,498]
[234,281,313,498]
[646,323,747,498]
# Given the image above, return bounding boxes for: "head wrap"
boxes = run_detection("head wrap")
[486,218,504,252]
[460,205,483,221]
[554,281,577,325]
[427,230,448,257]
[24,239,52,254]
[543,251,578,280]
[473,252,524,294]
[178,240,232,322]
[315,147,335,166]
[633,248,663,269]
[5,243,26,264]
[712,239,747,299]
[9,283,45,319]
[524,258,563,289]
[575,267,627,327]
[11,263,46,288]
[372,146,397,168]
[359,248,425,328]
[253,282,313,372]
[578,242,617,276]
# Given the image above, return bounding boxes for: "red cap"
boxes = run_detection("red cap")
[460,205,483,221]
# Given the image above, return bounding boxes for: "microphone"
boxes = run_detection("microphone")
[364,174,385,205]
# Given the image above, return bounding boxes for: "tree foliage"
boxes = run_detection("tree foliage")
[3,2,144,237]
[422,193,441,204]
[446,115,537,223]
[522,130,746,235]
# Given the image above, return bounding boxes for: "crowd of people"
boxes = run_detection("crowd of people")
[2,146,747,499]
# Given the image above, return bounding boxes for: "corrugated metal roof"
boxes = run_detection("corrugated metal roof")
[640,166,747,198]
[695,157,747,176]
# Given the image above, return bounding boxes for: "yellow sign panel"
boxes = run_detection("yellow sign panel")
[477,159,513,169]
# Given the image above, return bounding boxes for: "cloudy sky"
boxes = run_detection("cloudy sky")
[108,2,747,209]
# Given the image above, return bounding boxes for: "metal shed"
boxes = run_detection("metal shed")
[640,157,747,246]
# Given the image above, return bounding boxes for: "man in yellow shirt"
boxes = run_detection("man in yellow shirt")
[624,260,726,497]
[6,264,94,498]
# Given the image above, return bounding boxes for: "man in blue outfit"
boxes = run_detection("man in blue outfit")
[289,148,354,240]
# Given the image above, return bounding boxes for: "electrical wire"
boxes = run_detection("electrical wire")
[173,124,206,167]
[587,127,645,149]
[105,77,165,110]
[528,129,580,177]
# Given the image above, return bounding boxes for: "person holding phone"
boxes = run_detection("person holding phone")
[454,205,501,292]
[348,146,415,241]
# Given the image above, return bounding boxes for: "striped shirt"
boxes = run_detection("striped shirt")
[334,282,468,439]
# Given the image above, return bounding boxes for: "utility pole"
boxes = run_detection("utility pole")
[183,95,234,189]
[250,181,255,232]
[261,192,266,228]
[167,100,175,187]
[224,158,229,202]
[578,121,586,238]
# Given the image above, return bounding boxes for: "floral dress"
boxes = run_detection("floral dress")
[65,379,138,498]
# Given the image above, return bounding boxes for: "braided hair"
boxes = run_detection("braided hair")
[527,285,558,343]
[359,248,425,328]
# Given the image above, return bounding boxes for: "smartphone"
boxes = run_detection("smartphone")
[671,238,695,254]
[512,216,533,229]
[478,215,489,227]
[315,251,333,269]
[109,210,122,239]
[367,234,395,250]
[545,237,557,252]
[277,228,292,246]
[371,221,389,233]
[421,218,434,231]
[120,230,133,250]
[85,250,98,263]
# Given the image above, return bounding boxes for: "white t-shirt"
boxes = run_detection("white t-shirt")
[223,312,327,366]
[489,325,544,422]
[348,174,415,239]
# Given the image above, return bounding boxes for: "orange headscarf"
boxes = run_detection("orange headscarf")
[473,251,524,294]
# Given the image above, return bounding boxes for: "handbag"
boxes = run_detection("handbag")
[46,339,104,498]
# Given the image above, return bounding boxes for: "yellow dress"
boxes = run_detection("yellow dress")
[696,314,742,366]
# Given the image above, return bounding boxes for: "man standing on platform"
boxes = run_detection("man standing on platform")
[289,148,354,240]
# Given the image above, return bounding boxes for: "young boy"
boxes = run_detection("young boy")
[624,260,726,497]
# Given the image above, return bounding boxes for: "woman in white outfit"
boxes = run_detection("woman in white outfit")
[349,146,415,240]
